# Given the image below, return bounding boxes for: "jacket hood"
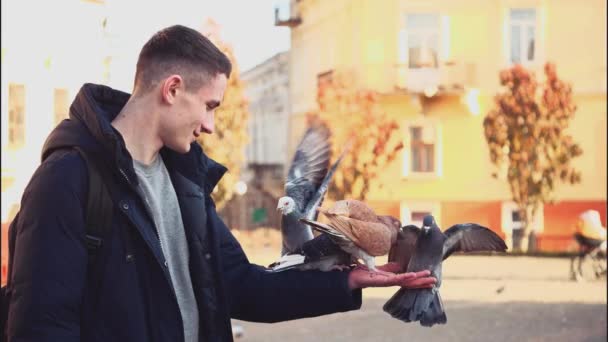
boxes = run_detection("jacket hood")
[41,83,227,192]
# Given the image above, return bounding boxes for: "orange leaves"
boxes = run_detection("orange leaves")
[196,32,249,209]
[309,71,402,200]
[483,63,582,232]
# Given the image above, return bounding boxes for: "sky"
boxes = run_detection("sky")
[104,0,292,72]
[1,0,292,73]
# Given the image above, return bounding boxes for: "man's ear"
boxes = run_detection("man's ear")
[161,75,183,105]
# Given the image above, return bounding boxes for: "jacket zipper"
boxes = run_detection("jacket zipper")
[118,168,165,263]
[118,167,182,338]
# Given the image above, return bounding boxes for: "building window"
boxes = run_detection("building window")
[54,88,69,126]
[509,8,536,65]
[500,201,544,234]
[403,119,442,177]
[411,211,432,227]
[511,210,524,230]
[410,126,435,173]
[317,70,334,88]
[405,13,440,68]
[8,84,26,149]
[400,201,440,227]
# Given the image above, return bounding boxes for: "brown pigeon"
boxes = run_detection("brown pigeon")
[299,199,401,272]
[388,224,420,273]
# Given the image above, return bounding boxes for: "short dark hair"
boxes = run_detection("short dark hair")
[134,25,232,94]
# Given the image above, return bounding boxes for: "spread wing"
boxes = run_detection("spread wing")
[302,144,349,221]
[442,223,508,260]
[388,225,420,272]
[321,215,393,256]
[285,126,331,211]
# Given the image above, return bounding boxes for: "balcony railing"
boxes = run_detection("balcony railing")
[274,7,301,28]
[395,61,477,95]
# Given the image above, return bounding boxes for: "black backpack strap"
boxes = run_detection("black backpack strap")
[2,148,115,341]
[73,147,113,259]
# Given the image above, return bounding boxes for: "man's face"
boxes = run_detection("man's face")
[161,73,227,153]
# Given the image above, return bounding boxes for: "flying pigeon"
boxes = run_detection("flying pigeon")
[276,125,348,255]
[297,200,402,273]
[383,215,508,327]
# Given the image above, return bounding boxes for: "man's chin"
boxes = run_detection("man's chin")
[166,143,192,154]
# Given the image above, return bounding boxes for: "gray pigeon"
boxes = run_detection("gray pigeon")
[267,233,353,272]
[276,125,348,255]
[383,215,507,327]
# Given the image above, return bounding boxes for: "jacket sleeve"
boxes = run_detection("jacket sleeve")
[6,151,88,341]
[213,209,362,323]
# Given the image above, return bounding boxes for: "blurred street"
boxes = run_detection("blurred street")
[232,254,607,342]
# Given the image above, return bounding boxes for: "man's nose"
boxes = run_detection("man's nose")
[202,114,214,134]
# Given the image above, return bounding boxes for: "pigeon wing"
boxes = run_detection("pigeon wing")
[286,126,331,191]
[442,223,508,260]
[327,215,393,256]
[303,144,349,221]
[298,233,346,260]
[299,218,347,240]
[283,126,330,216]
[347,200,380,222]
[388,225,420,272]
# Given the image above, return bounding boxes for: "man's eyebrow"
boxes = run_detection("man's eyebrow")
[206,100,221,109]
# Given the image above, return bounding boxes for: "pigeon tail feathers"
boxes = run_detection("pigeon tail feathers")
[420,291,447,327]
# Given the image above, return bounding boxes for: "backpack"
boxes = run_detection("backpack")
[1,147,114,340]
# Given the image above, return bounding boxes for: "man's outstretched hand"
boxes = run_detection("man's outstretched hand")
[347,262,437,290]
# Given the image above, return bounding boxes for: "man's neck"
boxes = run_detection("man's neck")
[111,97,163,166]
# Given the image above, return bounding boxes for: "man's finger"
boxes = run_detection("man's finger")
[402,277,437,288]
[413,270,431,277]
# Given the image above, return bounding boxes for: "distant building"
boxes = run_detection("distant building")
[241,51,290,200]
[220,52,290,231]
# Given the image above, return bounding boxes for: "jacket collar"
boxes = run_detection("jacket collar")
[41,83,227,193]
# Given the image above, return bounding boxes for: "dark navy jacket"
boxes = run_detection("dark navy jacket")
[5,83,361,341]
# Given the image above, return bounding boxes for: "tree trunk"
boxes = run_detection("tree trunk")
[518,207,538,253]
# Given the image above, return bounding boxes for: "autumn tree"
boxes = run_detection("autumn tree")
[309,71,403,200]
[197,20,250,209]
[483,63,582,251]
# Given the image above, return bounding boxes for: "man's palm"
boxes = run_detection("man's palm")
[348,262,436,290]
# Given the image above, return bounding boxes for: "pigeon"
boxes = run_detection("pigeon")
[298,200,402,273]
[267,233,353,272]
[276,125,348,255]
[383,214,508,327]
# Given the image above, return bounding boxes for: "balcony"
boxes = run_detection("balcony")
[274,5,301,28]
[395,61,477,96]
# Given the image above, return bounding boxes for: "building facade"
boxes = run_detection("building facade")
[241,51,290,182]
[220,51,290,231]
[278,0,607,251]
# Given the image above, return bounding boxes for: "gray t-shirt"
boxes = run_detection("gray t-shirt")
[133,155,199,342]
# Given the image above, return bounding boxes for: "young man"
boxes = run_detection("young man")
[4,25,435,341]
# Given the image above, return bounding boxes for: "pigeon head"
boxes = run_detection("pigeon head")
[422,215,435,233]
[277,196,296,215]
[378,215,402,243]
[378,215,402,231]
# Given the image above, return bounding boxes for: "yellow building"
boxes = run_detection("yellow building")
[278,0,607,251]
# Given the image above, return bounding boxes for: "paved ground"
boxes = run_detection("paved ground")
[231,250,607,342]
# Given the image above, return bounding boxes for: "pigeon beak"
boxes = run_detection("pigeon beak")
[422,225,430,234]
